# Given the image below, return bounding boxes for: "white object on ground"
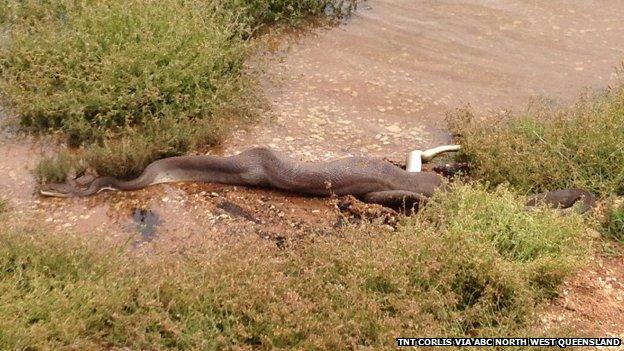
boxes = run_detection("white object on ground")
[406,145,461,172]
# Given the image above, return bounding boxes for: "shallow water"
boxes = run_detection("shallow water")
[131,208,162,241]
[224,0,624,162]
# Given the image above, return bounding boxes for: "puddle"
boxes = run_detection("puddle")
[131,208,163,242]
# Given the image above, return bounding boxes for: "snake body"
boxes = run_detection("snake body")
[40,147,441,207]
[40,147,595,212]
[526,188,596,214]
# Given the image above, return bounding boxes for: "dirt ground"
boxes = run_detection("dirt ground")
[540,249,624,346]
[1,0,623,344]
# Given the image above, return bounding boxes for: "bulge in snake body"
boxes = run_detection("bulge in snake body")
[39,147,595,213]
[147,152,401,196]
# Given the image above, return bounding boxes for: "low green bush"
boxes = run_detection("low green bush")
[603,200,624,243]
[0,0,355,181]
[0,185,588,349]
[220,0,357,28]
[34,149,77,183]
[1,1,256,141]
[449,86,624,197]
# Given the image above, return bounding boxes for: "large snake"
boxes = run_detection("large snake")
[39,147,595,212]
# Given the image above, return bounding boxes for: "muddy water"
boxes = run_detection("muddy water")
[2,0,624,243]
[224,0,624,162]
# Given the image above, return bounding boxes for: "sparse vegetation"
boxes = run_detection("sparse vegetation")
[603,200,624,243]
[0,197,8,213]
[0,0,355,181]
[219,0,357,28]
[449,86,624,197]
[34,150,78,183]
[0,185,588,349]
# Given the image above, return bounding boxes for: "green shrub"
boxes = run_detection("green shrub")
[1,0,355,181]
[418,184,588,301]
[1,0,258,180]
[0,185,588,349]
[603,200,624,242]
[81,115,229,179]
[221,0,357,28]
[34,149,78,183]
[1,1,255,139]
[449,86,624,197]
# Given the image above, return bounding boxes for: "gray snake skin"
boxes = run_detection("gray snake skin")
[40,147,595,212]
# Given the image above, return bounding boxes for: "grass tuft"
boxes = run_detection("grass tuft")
[603,199,624,243]
[449,86,624,197]
[0,197,8,213]
[34,149,78,183]
[0,185,588,349]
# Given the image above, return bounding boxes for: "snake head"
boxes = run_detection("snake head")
[39,173,98,197]
[39,182,76,197]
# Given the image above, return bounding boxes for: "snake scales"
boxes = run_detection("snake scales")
[39,147,595,212]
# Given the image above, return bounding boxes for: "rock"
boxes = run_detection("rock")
[564,301,578,311]
[586,228,602,239]
[386,125,402,133]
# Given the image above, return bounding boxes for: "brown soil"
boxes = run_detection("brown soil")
[541,248,624,346]
[1,0,624,341]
